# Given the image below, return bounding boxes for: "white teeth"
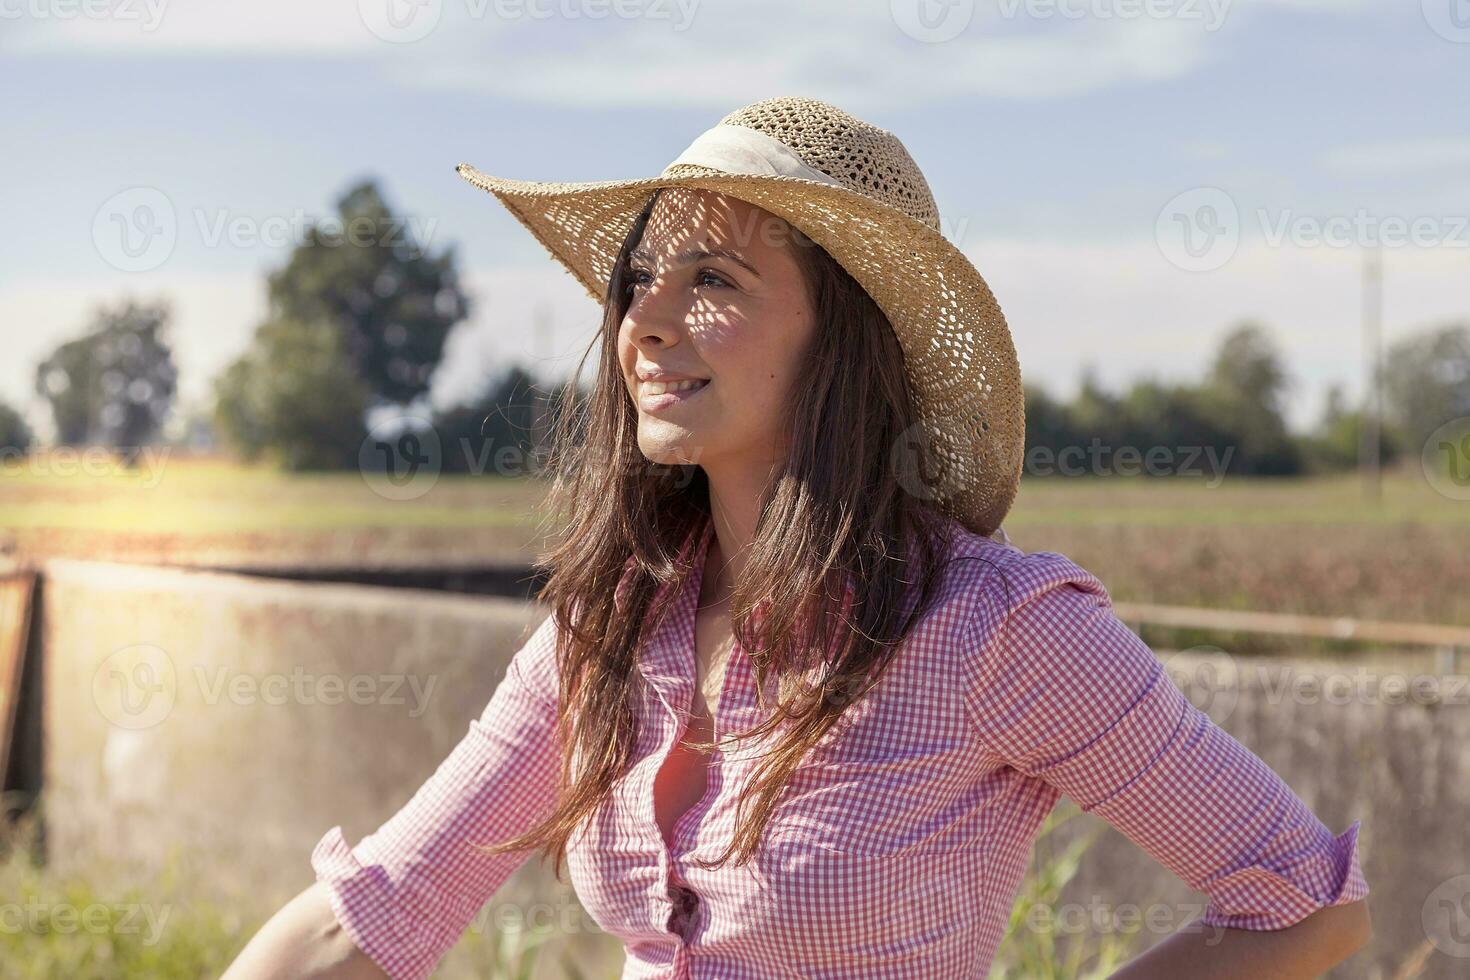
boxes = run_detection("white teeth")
[644,378,707,395]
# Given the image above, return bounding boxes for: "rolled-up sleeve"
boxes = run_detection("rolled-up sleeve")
[959,551,1369,932]
[310,608,565,980]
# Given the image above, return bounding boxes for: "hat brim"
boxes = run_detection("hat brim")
[455,161,1025,537]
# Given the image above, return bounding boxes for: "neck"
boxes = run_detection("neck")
[700,456,778,604]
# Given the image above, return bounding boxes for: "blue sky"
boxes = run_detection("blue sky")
[3,0,1467,439]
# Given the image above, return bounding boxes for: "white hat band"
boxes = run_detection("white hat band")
[663,123,844,188]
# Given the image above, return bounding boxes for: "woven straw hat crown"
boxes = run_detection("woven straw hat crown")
[659,97,943,234]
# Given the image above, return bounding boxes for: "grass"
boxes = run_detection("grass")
[0,802,609,980]
[0,452,1461,541]
[0,794,1137,979]
[989,803,1143,979]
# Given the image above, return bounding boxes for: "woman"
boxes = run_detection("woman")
[224,96,1370,979]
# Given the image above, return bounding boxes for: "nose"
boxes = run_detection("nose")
[622,271,688,350]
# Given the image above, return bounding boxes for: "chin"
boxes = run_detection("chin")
[636,429,707,468]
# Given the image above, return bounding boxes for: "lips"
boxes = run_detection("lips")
[641,378,709,396]
[638,377,710,413]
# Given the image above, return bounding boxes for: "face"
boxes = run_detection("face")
[618,188,818,473]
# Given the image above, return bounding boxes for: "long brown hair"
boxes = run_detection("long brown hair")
[475,187,959,878]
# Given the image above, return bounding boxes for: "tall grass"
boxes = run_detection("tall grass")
[989,803,1143,979]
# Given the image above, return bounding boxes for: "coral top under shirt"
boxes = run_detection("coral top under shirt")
[310,513,1369,979]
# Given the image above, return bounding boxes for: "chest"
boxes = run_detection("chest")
[651,599,734,850]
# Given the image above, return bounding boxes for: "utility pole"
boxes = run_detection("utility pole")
[1360,243,1382,505]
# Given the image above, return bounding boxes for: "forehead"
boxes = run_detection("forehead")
[638,187,794,257]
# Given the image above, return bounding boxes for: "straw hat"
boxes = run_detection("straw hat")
[455,95,1024,538]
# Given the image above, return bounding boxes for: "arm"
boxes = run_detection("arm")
[222,609,567,980]
[220,881,388,980]
[1107,898,1371,979]
[959,552,1371,979]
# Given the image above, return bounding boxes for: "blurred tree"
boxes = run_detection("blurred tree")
[1300,381,1400,473]
[433,364,540,476]
[1382,321,1470,451]
[266,180,470,408]
[1198,321,1300,475]
[212,318,369,470]
[34,298,177,448]
[1022,382,1075,460]
[0,400,32,451]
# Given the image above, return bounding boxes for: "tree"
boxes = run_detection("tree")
[1199,321,1300,475]
[433,364,542,476]
[1299,381,1400,473]
[0,400,32,451]
[1382,321,1470,452]
[212,318,370,470]
[34,298,177,448]
[266,180,470,408]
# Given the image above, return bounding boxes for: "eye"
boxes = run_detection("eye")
[625,266,733,294]
[697,267,732,288]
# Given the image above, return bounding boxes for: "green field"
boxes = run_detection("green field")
[2,453,1465,628]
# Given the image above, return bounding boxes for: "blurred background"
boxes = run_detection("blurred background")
[0,1,1466,977]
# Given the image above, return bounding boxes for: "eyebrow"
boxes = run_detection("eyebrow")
[628,244,763,279]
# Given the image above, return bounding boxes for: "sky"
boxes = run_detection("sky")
[2,0,1467,440]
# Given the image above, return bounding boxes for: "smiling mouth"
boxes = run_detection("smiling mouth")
[638,378,710,412]
[641,378,709,395]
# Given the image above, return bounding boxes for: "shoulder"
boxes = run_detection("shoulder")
[921,521,1133,698]
[925,519,1112,631]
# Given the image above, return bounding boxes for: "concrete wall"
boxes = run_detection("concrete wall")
[33,559,1459,978]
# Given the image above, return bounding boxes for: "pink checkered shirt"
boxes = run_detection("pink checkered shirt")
[311,514,1369,979]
